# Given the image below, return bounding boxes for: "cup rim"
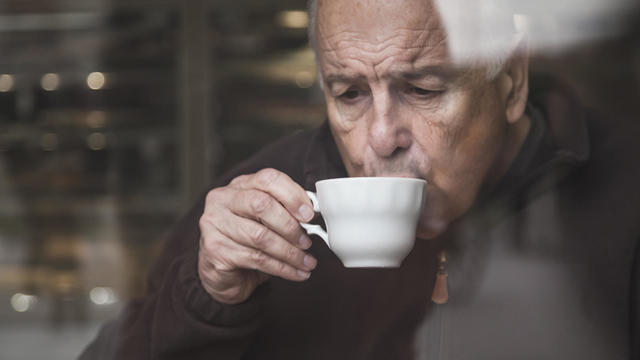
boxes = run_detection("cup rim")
[316,176,427,186]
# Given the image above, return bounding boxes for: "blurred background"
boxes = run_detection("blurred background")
[0,0,637,359]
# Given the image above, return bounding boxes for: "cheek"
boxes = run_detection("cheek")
[421,89,502,177]
[453,95,505,173]
[327,110,370,172]
[414,88,505,214]
[324,87,367,133]
[335,98,370,122]
[409,96,467,171]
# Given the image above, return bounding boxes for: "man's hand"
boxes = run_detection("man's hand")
[197,168,317,305]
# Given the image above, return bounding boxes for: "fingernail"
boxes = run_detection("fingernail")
[303,255,317,270]
[297,270,311,280]
[298,234,312,249]
[298,204,314,221]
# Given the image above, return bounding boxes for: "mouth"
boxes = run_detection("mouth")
[363,157,425,180]
[370,173,426,181]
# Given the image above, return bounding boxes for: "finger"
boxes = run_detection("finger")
[229,188,312,249]
[236,246,312,282]
[233,168,315,222]
[216,208,317,272]
[202,229,311,282]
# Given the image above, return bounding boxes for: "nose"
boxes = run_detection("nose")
[367,92,412,158]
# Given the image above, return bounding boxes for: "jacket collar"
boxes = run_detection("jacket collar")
[529,73,590,164]
[506,74,591,204]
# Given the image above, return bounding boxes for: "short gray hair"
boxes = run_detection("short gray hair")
[306,0,512,80]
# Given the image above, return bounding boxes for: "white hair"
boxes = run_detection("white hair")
[306,0,515,80]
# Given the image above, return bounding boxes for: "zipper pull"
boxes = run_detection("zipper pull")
[431,250,448,305]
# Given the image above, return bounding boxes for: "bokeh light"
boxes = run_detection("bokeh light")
[0,74,14,92]
[87,132,106,150]
[41,73,60,91]
[10,293,38,313]
[295,71,314,88]
[87,72,106,90]
[276,10,309,29]
[89,287,117,305]
[86,110,107,128]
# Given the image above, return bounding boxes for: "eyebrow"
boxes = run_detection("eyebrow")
[323,65,457,86]
[323,73,366,86]
[396,65,456,81]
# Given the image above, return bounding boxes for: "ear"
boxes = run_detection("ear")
[497,39,529,124]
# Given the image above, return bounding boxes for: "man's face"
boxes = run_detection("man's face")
[315,0,512,239]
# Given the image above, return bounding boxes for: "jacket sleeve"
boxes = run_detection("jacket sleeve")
[78,128,319,360]
[631,236,640,360]
[78,193,269,360]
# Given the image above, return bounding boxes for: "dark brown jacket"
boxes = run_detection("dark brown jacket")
[80,76,640,359]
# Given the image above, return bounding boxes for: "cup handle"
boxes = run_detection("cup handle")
[299,191,329,247]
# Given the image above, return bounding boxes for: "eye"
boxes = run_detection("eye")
[339,87,361,100]
[410,86,433,96]
[405,85,444,101]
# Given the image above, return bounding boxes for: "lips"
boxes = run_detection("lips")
[372,173,424,179]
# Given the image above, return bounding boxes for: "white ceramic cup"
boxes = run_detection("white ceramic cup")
[300,177,426,267]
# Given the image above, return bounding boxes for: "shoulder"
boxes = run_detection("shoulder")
[521,75,640,257]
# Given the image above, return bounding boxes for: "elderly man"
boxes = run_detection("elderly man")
[81,0,640,359]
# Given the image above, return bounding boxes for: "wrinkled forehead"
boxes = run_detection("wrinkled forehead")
[315,0,448,56]
[313,0,519,73]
